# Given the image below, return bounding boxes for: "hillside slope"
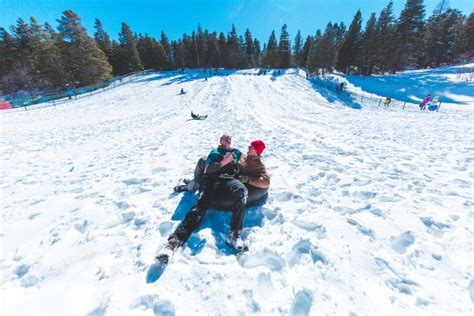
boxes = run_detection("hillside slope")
[1,70,473,315]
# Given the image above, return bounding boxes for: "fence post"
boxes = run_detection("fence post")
[378,99,382,106]
[437,102,442,112]
[402,102,406,110]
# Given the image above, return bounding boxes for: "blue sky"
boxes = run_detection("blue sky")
[1,0,473,43]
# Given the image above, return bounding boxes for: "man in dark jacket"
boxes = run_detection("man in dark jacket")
[157,140,269,261]
[174,134,241,192]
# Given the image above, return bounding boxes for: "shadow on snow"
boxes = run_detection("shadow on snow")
[308,78,362,109]
[344,65,474,105]
[171,192,268,256]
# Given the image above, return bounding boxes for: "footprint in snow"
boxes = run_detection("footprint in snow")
[86,297,110,316]
[14,264,30,278]
[346,219,375,240]
[114,201,130,210]
[419,217,450,237]
[238,249,285,271]
[256,272,275,301]
[291,219,327,238]
[274,191,304,202]
[287,240,327,267]
[391,231,415,254]
[120,212,136,224]
[290,289,313,316]
[325,174,340,186]
[131,295,175,316]
[159,221,174,236]
[122,178,151,186]
[74,220,88,233]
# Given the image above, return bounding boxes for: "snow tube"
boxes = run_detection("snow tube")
[211,185,269,209]
[428,105,438,111]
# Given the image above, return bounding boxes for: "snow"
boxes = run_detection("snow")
[333,63,474,107]
[1,66,473,315]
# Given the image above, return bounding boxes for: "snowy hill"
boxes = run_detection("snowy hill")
[1,68,473,315]
[335,63,474,106]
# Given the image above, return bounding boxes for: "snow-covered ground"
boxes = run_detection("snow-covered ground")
[337,63,474,106]
[1,67,473,315]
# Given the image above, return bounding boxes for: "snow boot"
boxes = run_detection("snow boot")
[155,236,181,264]
[225,231,248,253]
[173,184,188,193]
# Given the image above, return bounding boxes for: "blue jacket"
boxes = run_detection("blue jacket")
[205,146,242,177]
[205,147,242,166]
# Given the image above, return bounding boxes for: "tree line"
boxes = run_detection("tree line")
[0,0,473,96]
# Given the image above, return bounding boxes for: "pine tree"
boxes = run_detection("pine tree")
[137,35,167,70]
[335,10,362,73]
[253,38,261,67]
[227,25,244,68]
[117,22,143,74]
[374,1,397,74]
[306,30,322,74]
[263,30,278,68]
[319,23,339,74]
[0,27,24,94]
[238,35,247,68]
[393,0,425,70]
[454,12,474,61]
[29,17,67,89]
[160,31,173,69]
[279,24,291,68]
[422,8,464,67]
[94,19,113,63]
[172,40,185,69]
[358,13,378,74]
[301,35,312,70]
[181,34,195,68]
[432,0,450,16]
[0,28,15,76]
[206,32,220,68]
[11,18,34,68]
[217,32,227,67]
[57,10,112,86]
[293,30,303,67]
[333,22,347,47]
[244,29,255,67]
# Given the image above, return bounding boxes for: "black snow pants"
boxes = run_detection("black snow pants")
[171,177,248,244]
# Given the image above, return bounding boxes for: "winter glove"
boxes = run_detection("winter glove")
[239,175,250,183]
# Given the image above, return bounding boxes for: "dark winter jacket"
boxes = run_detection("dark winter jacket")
[237,154,270,189]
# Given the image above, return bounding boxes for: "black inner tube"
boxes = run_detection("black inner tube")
[211,185,269,209]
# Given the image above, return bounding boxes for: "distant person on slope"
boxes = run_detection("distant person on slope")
[191,111,208,120]
[159,140,270,259]
[383,97,392,107]
[419,94,431,111]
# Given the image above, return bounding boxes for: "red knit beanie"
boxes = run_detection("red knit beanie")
[250,140,266,155]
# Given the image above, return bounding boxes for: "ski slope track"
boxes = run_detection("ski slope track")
[1,68,473,315]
